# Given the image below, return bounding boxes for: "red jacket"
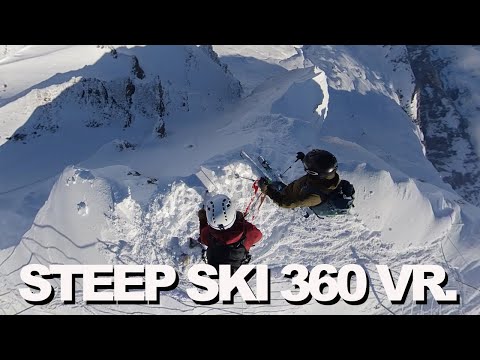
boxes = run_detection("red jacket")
[200,211,262,251]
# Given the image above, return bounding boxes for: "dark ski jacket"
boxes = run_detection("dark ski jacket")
[199,211,262,251]
[264,172,341,209]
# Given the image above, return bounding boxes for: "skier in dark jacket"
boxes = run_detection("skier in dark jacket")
[197,194,263,272]
[258,149,354,210]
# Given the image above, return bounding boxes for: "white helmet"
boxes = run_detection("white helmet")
[205,194,237,230]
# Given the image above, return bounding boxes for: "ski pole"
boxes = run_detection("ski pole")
[200,168,218,191]
[243,180,260,217]
[280,157,302,177]
[234,173,256,182]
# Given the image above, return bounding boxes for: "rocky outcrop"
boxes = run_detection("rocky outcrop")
[407,46,480,206]
[7,46,243,144]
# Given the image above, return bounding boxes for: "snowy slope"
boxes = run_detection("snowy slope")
[1,45,479,315]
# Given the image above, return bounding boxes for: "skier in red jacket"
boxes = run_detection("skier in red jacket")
[197,194,263,273]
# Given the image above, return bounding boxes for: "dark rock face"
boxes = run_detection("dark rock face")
[407,46,480,206]
[8,76,166,139]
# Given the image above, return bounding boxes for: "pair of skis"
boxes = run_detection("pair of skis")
[240,150,322,219]
[239,150,280,220]
[240,150,287,187]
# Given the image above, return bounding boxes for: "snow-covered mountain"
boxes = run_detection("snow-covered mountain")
[0,45,479,315]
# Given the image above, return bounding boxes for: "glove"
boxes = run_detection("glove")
[339,180,355,197]
[198,208,207,222]
[296,152,305,161]
[258,177,269,193]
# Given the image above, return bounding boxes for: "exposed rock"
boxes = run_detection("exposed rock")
[407,46,480,206]
[131,56,145,80]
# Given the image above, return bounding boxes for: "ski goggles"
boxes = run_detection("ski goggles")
[304,165,337,177]
[305,169,320,176]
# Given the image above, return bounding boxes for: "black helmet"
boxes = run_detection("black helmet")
[303,149,338,178]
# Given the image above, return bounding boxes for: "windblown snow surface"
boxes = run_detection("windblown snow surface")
[0,45,479,315]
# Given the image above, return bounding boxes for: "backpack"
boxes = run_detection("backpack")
[206,227,251,273]
[309,179,355,216]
